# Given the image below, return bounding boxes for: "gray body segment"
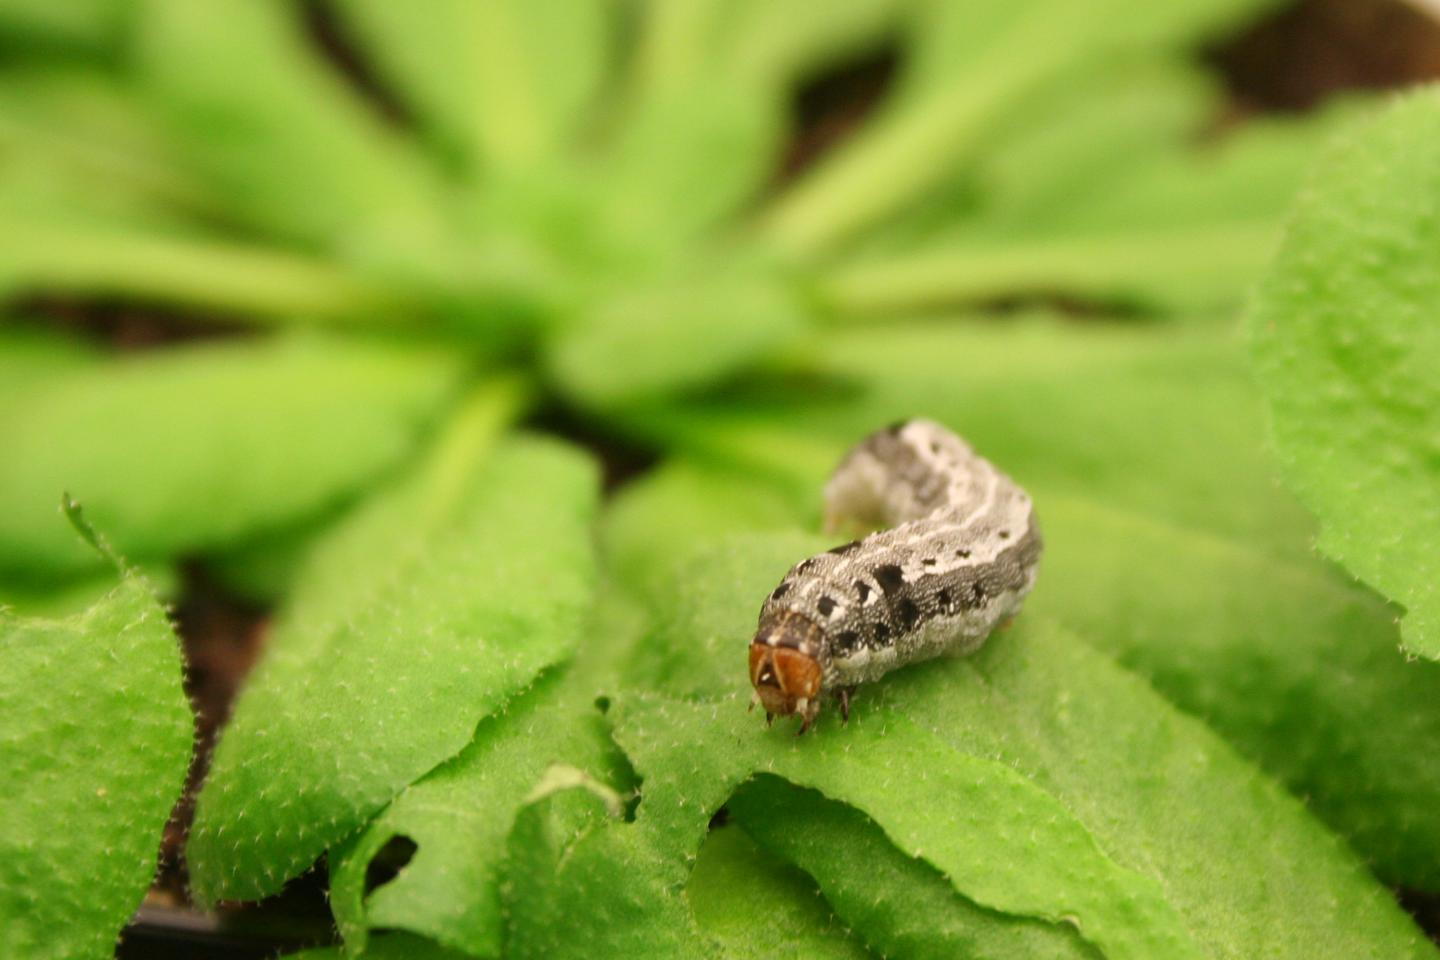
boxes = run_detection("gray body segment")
[758,420,1042,690]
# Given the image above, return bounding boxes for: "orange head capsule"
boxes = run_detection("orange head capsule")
[749,612,825,731]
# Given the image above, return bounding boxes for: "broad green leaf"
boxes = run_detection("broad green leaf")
[0,334,465,579]
[325,0,490,172]
[0,217,399,320]
[329,668,619,957]
[501,780,714,960]
[761,0,1282,256]
[187,409,599,903]
[611,533,1435,960]
[334,0,609,173]
[688,824,872,960]
[826,102,1358,315]
[824,222,1278,316]
[547,253,805,408]
[132,0,452,266]
[589,80,782,250]
[0,506,192,960]
[1030,490,1440,890]
[729,778,1092,960]
[1249,89,1440,659]
[664,701,1200,960]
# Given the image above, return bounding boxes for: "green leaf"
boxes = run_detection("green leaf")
[501,780,715,960]
[0,217,401,320]
[0,334,466,579]
[333,0,609,172]
[611,533,1435,960]
[0,506,192,960]
[1249,89,1440,659]
[187,408,598,904]
[1030,491,1440,889]
[688,823,873,960]
[601,459,801,596]
[547,253,805,408]
[728,778,1092,960]
[760,0,1283,256]
[329,668,620,956]
[132,0,452,265]
[825,101,1359,316]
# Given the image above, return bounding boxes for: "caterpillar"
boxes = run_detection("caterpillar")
[749,419,1042,733]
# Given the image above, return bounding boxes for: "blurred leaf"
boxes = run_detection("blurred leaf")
[187,410,599,904]
[0,506,191,960]
[329,668,619,956]
[0,322,98,390]
[334,0,609,173]
[826,101,1361,315]
[0,66,213,228]
[687,824,872,960]
[132,0,452,267]
[0,334,466,579]
[1250,89,1440,659]
[0,563,176,618]
[601,459,800,596]
[589,80,782,250]
[611,533,1434,959]
[0,0,129,57]
[729,778,1092,960]
[0,217,401,319]
[762,0,1283,256]
[824,221,1278,315]
[866,59,1216,250]
[547,253,805,408]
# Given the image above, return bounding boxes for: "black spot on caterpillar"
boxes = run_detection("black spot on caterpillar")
[748,419,1042,732]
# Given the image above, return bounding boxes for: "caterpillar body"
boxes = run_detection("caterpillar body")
[749,419,1042,732]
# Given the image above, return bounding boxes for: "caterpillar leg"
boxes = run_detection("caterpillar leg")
[836,686,856,724]
[794,697,822,735]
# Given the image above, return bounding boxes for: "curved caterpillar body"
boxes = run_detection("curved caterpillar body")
[749,419,1042,732]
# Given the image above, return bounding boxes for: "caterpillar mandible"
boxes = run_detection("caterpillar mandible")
[749,419,1042,733]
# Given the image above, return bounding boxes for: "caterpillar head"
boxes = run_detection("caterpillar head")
[749,611,824,731]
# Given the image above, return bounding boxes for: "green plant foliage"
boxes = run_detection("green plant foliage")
[1030,493,1440,889]
[0,334,465,579]
[729,778,1093,959]
[1,1,1435,955]
[328,669,619,956]
[608,533,1432,960]
[501,779,714,959]
[187,413,599,903]
[0,506,192,960]
[1249,88,1440,660]
[687,824,872,960]
[605,318,1440,892]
